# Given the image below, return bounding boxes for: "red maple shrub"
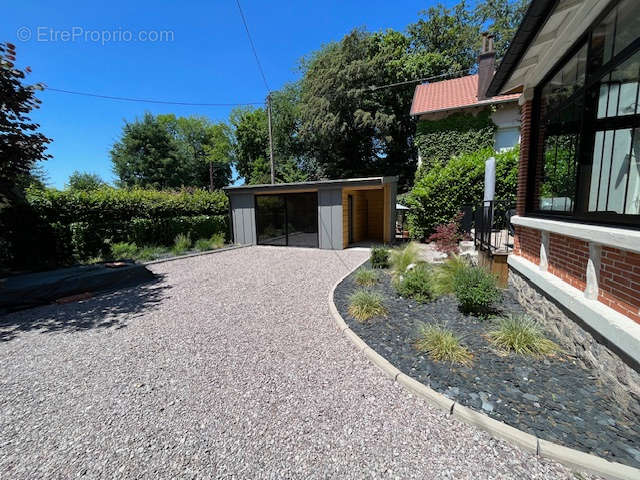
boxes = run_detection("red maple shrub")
[428,212,463,255]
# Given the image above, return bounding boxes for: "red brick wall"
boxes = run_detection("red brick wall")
[547,234,588,291]
[513,225,540,264]
[599,247,640,323]
[516,101,533,216]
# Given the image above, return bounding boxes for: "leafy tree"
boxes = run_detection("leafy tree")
[0,42,52,189]
[407,1,480,75]
[111,113,232,190]
[475,0,530,60]
[0,42,55,272]
[66,171,107,191]
[230,107,268,182]
[298,29,422,189]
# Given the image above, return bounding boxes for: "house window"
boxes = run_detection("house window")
[532,0,640,225]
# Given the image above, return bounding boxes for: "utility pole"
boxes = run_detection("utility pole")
[266,92,275,184]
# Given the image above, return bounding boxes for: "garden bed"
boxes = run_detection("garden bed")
[334,260,640,469]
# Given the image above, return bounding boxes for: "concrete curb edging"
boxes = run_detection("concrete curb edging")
[327,259,640,480]
[143,244,248,266]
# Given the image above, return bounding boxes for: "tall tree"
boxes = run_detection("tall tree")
[111,113,232,190]
[475,0,530,60]
[0,42,53,271]
[66,171,107,191]
[0,42,51,190]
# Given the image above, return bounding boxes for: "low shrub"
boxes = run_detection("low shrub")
[415,325,472,366]
[348,289,387,322]
[454,266,502,315]
[136,246,168,261]
[428,212,463,255]
[209,232,225,249]
[354,268,378,287]
[173,233,192,254]
[390,242,420,275]
[489,315,558,356]
[129,215,226,247]
[432,255,470,296]
[195,238,213,252]
[370,246,390,269]
[111,242,138,260]
[394,264,434,303]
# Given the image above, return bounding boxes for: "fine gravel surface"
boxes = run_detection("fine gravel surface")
[0,246,592,479]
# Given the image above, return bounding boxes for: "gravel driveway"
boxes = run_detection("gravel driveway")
[0,246,583,479]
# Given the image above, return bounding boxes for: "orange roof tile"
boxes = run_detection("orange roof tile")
[410,74,519,116]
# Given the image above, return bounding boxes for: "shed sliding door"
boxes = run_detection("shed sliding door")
[255,193,318,248]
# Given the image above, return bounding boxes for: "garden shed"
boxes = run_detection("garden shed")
[224,177,397,250]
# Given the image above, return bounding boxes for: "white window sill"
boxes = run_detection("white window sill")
[508,254,640,366]
[511,215,640,254]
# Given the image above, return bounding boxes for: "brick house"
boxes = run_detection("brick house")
[486,0,640,367]
[410,33,521,159]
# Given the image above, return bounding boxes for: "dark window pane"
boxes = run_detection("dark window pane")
[613,0,640,58]
[626,128,640,214]
[256,195,286,245]
[595,50,640,118]
[539,134,578,212]
[286,193,318,248]
[590,8,616,70]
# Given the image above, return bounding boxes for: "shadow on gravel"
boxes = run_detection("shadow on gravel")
[0,275,170,342]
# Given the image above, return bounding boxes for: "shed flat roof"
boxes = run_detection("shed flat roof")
[223,176,397,194]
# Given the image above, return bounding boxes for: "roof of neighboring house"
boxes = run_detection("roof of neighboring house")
[410,74,520,117]
[486,0,558,98]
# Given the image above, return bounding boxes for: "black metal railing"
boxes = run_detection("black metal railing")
[473,200,516,254]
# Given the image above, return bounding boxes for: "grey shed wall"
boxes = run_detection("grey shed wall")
[229,193,256,245]
[317,188,343,250]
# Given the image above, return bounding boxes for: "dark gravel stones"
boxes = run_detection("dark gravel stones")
[334,264,640,469]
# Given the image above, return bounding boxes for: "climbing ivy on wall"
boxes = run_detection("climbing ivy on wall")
[414,110,497,170]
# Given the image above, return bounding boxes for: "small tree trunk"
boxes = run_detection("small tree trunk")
[209,161,214,192]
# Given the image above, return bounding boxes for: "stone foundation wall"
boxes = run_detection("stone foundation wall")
[509,268,640,410]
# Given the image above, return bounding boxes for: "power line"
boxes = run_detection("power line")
[367,69,469,91]
[235,0,270,93]
[44,87,265,107]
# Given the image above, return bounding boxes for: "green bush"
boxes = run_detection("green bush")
[354,268,378,287]
[23,186,229,263]
[136,246,168,261]
[111,242,138,260]
[406,147,518,240]
[348,289,387,322]
[370,246,390,269]
[454,266,502,315]
[390,242,420,275]
[433,255,471,296]
[195,238,213,252]
[489,315,558,356]
[129,215,226,247]
[173,233,192,254]
[209,232,225,249]
[394,264,434,303]
[414,324,472,366]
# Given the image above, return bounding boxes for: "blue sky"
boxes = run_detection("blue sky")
[4,0,455,188]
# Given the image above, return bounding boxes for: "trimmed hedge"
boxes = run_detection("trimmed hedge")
[25,187,229,262]
[414,110,497,169]
[406,146,518,240]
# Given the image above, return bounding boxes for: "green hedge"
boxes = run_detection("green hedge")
[128,215,227,246]
[27,186,228,224]
[24,187,229,262]
[414,111,497,169]
[406,146,518,240]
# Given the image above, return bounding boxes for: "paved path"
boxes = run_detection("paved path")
[0,247,581,479]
